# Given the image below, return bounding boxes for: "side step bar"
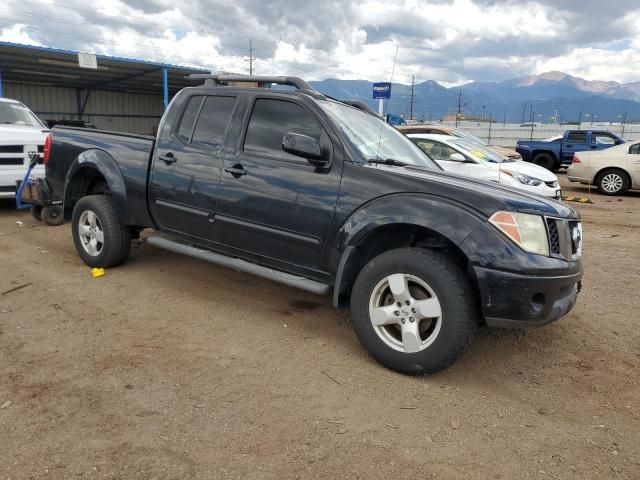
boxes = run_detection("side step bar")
[146,236,330,296]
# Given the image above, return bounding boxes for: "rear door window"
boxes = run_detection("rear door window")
[177,96,204,143]
[629,144,640,154]
[243,99,323,161]
[191,96,238,147]
[566,132,587,144]
[592,133,616,145]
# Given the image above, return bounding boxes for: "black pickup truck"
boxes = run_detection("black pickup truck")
[44,75,583,374]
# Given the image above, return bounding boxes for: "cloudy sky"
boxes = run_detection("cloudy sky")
[1,0,640,86]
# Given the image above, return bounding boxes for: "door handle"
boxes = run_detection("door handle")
[159,152,177,164]
[224,164,247,178]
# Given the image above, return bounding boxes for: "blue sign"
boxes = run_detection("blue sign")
[372,82,391,99]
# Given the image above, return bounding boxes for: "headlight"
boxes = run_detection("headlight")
[502,170,542,186]
[489,211,549,256]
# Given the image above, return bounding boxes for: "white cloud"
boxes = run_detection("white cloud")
[1,0,640,85]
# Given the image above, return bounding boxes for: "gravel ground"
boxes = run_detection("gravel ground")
[0,175,638,479]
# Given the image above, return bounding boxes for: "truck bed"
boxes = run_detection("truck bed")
[46,126,155,226]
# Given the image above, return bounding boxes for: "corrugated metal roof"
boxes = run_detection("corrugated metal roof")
[0,41,210,94]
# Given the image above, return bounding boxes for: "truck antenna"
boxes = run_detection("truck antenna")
[374,44,399,161]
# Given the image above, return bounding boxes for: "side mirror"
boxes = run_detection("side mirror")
[449,153,466,162]
[615,139,623,145]
[282,132,327,167]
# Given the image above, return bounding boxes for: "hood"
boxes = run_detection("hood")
[364,163,577,219]
[0,124,49,144]
[490,145,521,159]
[498,160,558,182]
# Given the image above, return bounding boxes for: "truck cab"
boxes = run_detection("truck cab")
[44,75,584,375]
[516,129,624,171]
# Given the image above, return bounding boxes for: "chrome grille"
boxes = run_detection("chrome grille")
[0,145,23,153]
[0,158,24,165]
[546,219,561,254]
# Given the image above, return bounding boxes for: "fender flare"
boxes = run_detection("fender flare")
[64,149,133,224]
[332,194,487,305]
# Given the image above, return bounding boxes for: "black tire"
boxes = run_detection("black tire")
[31,205,43,221]
[350,248,480,375]
[596,169,630,195]
[41,205,64,226]
[71,195,131,268]
[532,153,555,171]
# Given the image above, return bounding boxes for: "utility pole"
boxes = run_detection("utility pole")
[456,89,464,127]
[522,102,527,124]
[409,75,415,121]
[622,111,627,138]
[530,111,535,140]
[578,111,582,129]
[247,38,256,75]
[488,112,493,144]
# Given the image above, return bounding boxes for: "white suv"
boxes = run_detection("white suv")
[0,98,48,198]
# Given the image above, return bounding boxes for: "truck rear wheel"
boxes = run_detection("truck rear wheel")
[350,248,479,375]
[71,195,131,268]
[532,153,554,171]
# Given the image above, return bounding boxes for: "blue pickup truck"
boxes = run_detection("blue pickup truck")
[516,130,625,171]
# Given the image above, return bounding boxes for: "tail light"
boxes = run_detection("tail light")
[572,154,581,164]
[43,133,52,166]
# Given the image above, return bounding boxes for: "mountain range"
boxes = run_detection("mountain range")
[309,72,640,123]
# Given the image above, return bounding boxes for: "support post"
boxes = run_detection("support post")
[162,67,169,110]
[378,98,383,116]
[0,70,3,97]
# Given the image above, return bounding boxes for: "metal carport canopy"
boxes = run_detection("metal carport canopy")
[0,41,210,108]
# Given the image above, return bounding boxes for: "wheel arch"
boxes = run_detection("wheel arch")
[332,195,485,307]
[63,149,132,223]
[594,166,633,189]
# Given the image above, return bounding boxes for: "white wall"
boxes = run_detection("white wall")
[439,121,640,147]
[4,81,164,135]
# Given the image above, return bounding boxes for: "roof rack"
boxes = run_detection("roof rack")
[188,74,317,92]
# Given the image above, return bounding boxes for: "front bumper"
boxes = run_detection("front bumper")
[475,265,583,328]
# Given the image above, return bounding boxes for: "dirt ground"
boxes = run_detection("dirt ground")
[0,175,638,479]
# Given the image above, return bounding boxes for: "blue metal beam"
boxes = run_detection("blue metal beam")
[0,70,3,97]
[162,66,169,110]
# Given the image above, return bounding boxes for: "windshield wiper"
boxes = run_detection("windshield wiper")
[367,158,409,167]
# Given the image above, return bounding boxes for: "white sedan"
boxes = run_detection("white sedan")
[408,134,561,199]
[567,140,640,195]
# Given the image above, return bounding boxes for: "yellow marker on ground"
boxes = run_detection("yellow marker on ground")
[91,268,106,278]
[562,196,593,204]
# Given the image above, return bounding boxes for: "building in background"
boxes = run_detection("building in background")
[0,42,209,135]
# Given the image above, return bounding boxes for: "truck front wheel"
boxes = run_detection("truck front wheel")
[71,195,131,268]
[350,248,479,375]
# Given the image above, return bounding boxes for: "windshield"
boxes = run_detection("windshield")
[318,100,439,169]
[451,128,486,146]
[450,138,507,163]
[0,102,44,127]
